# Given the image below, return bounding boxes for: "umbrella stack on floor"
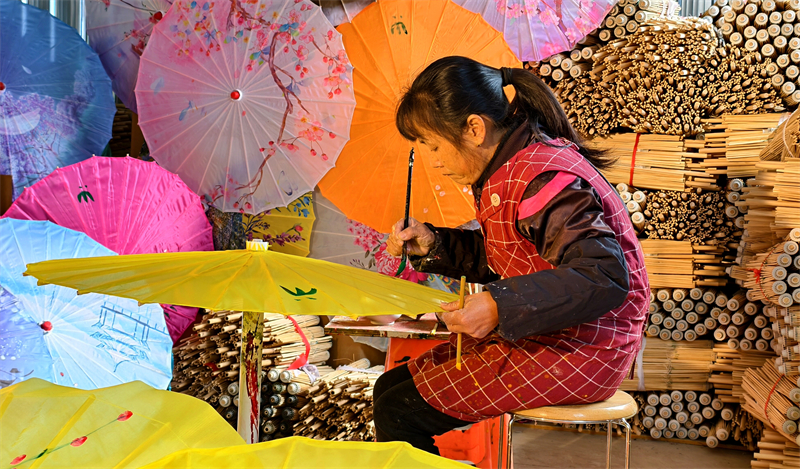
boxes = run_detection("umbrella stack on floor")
[639,239,732,289]
[260,364,335,442]
[170,311,337,433]
[292,359,383,441]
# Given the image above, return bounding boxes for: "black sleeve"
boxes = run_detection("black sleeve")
[484,173,630,342]
[409,224,500,284]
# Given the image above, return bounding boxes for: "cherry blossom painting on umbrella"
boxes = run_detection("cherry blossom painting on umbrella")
[0,0,115,200]
[87,0,174,113]
[453,0,615,61]
[136,0,356,214]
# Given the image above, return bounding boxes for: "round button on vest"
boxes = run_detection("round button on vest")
[491,193,501,207]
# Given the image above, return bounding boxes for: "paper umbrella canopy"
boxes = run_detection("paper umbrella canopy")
[135,0,356,214]
[2,156,214,342]
[0,218,172,391]
[0,0,115,200]
[0,378,244,468]
[23,246,458,317]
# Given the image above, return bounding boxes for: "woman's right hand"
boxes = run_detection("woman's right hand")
[386,218,435,257]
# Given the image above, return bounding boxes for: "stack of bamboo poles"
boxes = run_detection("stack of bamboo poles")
[701,0,800,110]
[595,0,681,43]
[741,361,800,444]
[752,428,800,468]
[626,391,760,449]
[640,239,731,288]
[620,339,716,390]
[774,159,800,230]
[292,359,383,441]
[709,344,777,405]
[260,365,334,441]
[108,102,134,157]
[594,136,700,192]
[735,162,790,263]
[170,311,335,431]
[729,231,800,307]
[760,111,800,160]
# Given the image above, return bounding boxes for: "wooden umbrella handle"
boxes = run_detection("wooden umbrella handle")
[456,276,466,370]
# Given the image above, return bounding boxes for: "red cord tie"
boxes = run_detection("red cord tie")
[764,374,784,430]
[629,133,641,187]
[287,316,310,370]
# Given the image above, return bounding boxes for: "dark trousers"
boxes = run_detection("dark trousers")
[373,364,472,455]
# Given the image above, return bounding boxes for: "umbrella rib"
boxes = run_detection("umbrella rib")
[348,16,399,107]
[234,4,264,92]
[243,98,351,152]
[186,98,235,188]
[90,22,155,57]
[238,0,293,92]
[145,26,230,92]
[201,1,235,90]
[138,56,228,93]
[136,95,229,124]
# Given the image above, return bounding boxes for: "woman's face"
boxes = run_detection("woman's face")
[417,133,486,186]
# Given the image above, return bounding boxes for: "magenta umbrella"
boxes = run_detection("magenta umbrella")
[1,156,213,343]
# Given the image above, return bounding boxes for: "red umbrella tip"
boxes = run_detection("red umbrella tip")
[40,321,53,332]
[0,82,5,91]
[230,90,241,100]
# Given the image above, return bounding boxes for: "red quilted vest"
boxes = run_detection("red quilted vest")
[476,140,649,352]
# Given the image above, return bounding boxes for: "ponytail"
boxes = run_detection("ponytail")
[396,57,616,170]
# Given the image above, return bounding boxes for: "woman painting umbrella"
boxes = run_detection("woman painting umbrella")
[377,56,650,454]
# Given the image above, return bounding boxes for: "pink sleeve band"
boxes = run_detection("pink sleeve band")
[517,171,577,220]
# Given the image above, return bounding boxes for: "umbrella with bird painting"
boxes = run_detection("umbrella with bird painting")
[2,156,213,343]
[0,219,172,391]
[135,0,356,214]
[0,0,115,201]
[86,0,174,114]
[452,0,615,62]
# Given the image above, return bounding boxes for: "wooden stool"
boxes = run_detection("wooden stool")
[499,390,638,469]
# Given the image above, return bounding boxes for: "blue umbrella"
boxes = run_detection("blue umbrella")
[0,218,172,390]
[0,0,115,200]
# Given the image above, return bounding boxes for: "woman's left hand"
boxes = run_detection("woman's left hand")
[440,291,499,339]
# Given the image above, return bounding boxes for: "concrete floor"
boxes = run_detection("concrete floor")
[511,425,753,469]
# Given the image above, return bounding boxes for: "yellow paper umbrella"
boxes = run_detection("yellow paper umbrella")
[242,193,315,257]
[318,0,520,233]
[0,378,243,468]
[141,436,471,469]
[23,244,456,317]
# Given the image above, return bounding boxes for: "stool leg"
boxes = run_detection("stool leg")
[606,422,612,469]
[501,415,514,469]
[620,418,632,469]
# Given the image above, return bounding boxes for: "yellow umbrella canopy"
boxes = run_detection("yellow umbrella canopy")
[0,378,243,468]
[23,245,457,317]
[242,193,315,257]
[141,436,471,469]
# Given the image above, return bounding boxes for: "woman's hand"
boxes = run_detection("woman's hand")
[386,218,436,257]
[440,291,499,339]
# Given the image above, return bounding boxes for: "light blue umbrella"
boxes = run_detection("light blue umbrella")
[0,0,115,200]
[0,219,172,390]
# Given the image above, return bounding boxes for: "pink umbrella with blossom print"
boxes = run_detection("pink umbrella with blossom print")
[452,0,616,62]
[87,0,174,114]
[135,0,356,214]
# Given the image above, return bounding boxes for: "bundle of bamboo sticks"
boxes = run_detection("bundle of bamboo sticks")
[760,111,800,160]
[731,232,800,307]
[292,359,383,441]
[260,364,335,441]
[709,344,777,406]
[594,135,698,191]
[620,339,716,391]
[702,0,800,111]
[752,428,800,469]
[740,361,800,444]
[170,310,336,432]
[640,239,732,288]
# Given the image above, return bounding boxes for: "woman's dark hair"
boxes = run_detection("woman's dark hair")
[396,56,615,169]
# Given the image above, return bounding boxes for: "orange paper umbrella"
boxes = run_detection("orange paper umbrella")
[318,0,520,233]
